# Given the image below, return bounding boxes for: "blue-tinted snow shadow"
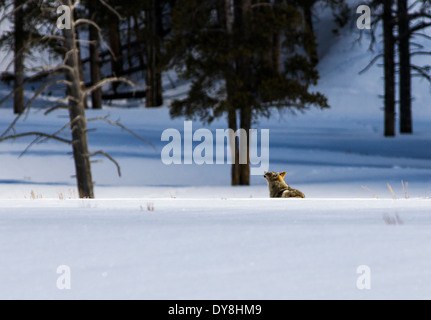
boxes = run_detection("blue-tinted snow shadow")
[0,179,71,186]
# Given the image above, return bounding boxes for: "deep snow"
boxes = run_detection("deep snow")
[1,198,431,300]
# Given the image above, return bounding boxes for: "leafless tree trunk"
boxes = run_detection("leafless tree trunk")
[14,0,24,115]
[109,14,123,94]
[63,6,94,198]
[384,0,395,137]
[132,15,146,76]
[75,33,88,109]
[88,0,102,109]
[0,0,156,199]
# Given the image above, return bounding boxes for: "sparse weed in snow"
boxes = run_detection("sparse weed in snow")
[361,186,379,199]
[363,181,411,200]
[383,213,404,225]
[147,202,155,212]
[401,180,409,199]
[30,190,42,200]
[169,188,176,199]
[387,184,398,200]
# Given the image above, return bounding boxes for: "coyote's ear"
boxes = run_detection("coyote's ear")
[280,172,286,178]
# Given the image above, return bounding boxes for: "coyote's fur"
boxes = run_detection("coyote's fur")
[264,171,305,198]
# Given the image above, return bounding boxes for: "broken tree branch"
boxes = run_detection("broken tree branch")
[90,150,122,177]
[87,116,157,151]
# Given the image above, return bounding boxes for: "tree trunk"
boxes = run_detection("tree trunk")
[237,0,251,185]
[384,0,396,137]
[109,14,123,94]
[239,105,251,185]
[398,0,412,134]
[75,33,88,109]
[272,31,282,74]
[127,17,133,70]
[228,106,240,186]
[132,15,146,77]
[88,0,102,109]
[13,0,24,115]
[219,0,240,185]
[63,6,94,199]
[145,0,163,107]
[302,0,318,66]
[155,0,163,104]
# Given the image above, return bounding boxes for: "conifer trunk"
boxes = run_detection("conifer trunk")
[384,0,396,137]
[228,105,240,186]
[13,0,24,115]
[88,0,102,109]
[236,0,251,186]
[398,0,412,134]
[302,0,319,66]
[239,105,251,185]
[145,0,163,107]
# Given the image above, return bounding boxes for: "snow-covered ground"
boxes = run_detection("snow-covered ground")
[1,2,431,299]
[2,198,431,300]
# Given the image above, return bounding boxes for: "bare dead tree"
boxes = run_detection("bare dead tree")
[361,0,431,136]
[0,0,154,198]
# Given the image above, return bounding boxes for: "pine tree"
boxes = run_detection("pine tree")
[169,0,328,185]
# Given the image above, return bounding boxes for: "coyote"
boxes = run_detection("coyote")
[264,171,305,198]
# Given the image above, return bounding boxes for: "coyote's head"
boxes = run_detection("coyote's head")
[264,171,286,183]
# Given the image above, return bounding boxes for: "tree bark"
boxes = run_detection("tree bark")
[75,33,88,109]
[145,0,163,107]
[109,14,123,94]
[228,105,240,186]
[302,0,319,66]
[13,0,24,115]
[88,0,102,109]
[236,0,251,185]
[132,15,146,76]
[63,5,94,199]
[219,0,240,185]
[272,31,282,74]
[398,0,412,134]
[384,0,396,137]
[239,105,251,185]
